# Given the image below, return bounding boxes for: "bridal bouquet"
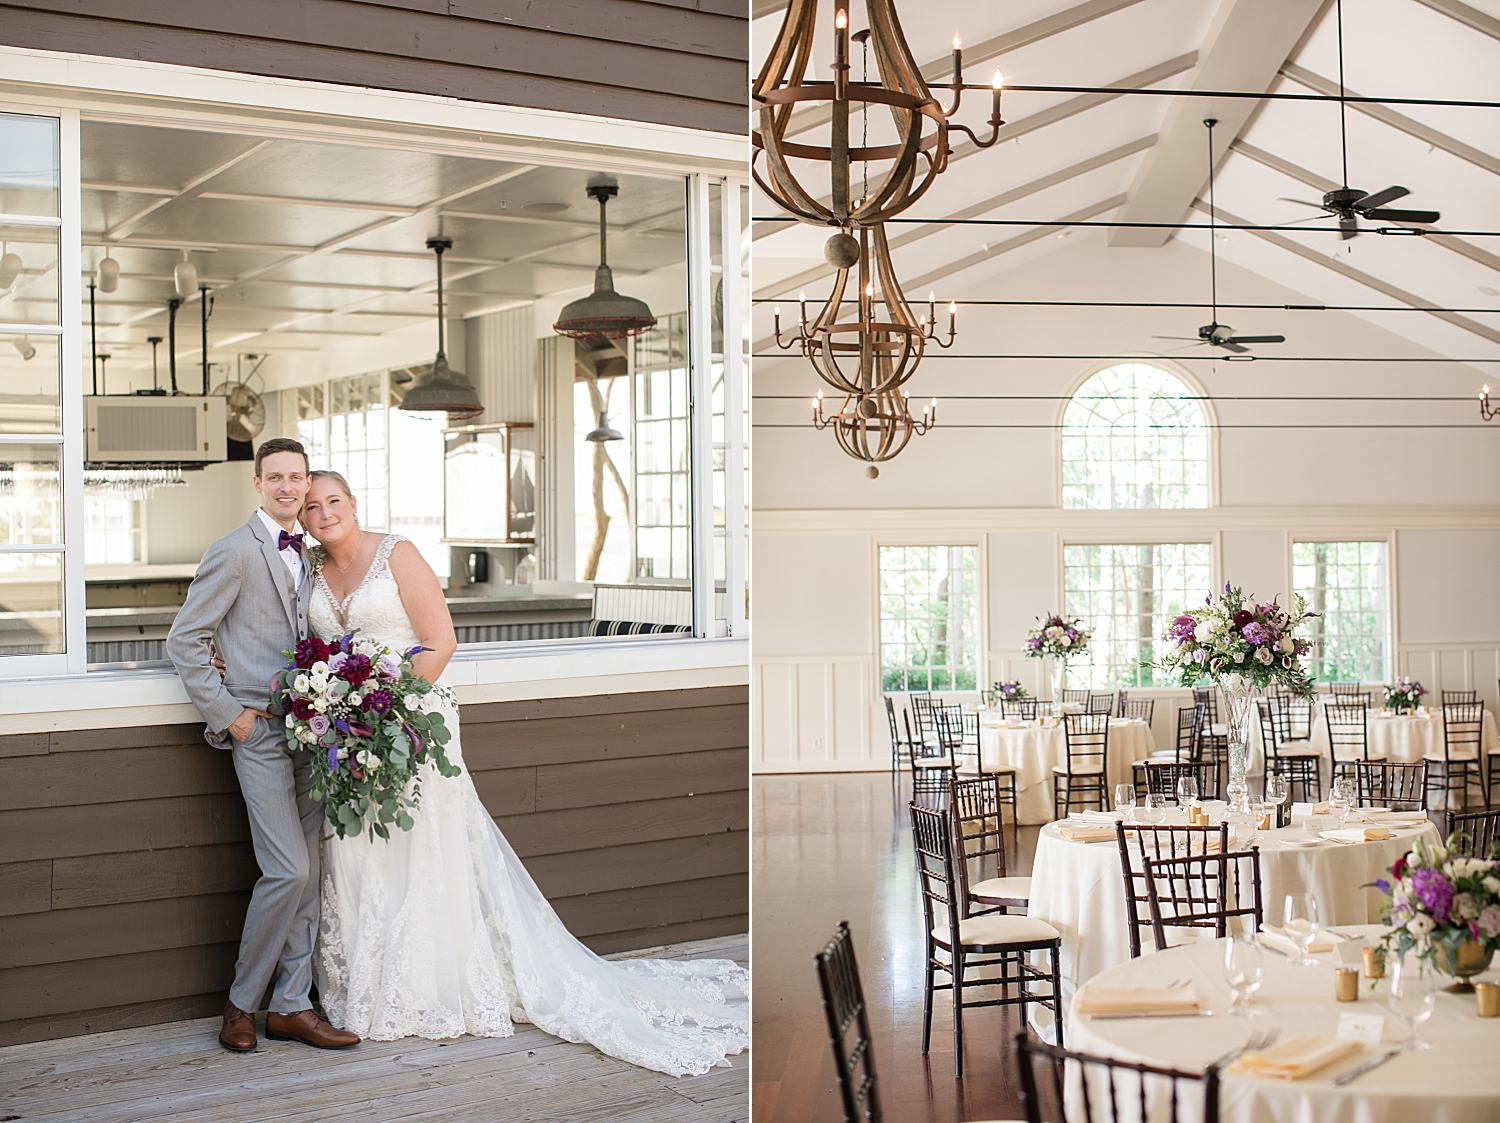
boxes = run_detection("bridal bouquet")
[1384,677,1427,712]
[1370,834,1500,972]
[269,632,460,841]
[1024,615,1090,660]
[1155,584,1317,699]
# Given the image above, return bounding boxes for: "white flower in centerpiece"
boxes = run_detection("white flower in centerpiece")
[1194,621,1213,643]
[1407,913,1435,938]
[1449,858,1491,880]
[1481,905,1500,939]
[1046,625,1062,640]
[1453,892,1479,920]
[1483,876,1500,895]
[1233,650,1246,663]
[1059,634,1072,647]
[1278,637,1294,654]
[1255,647,1274,665]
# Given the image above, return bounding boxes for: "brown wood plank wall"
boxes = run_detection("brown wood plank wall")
[0,0,749,134]
[0,684,748,1046]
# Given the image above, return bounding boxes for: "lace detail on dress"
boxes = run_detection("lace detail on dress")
[312,554,747,1074]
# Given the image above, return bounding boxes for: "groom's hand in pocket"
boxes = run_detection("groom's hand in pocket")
[228,707,273,743]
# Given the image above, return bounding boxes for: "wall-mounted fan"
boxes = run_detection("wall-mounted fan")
[1279,0,1440,239]
[1155,119,1286,355]
[210,354,268,450]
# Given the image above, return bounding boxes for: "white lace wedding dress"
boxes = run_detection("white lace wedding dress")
[310,535,748,1076]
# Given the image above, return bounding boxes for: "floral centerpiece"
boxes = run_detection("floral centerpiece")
[993,681,1028,701]
[1025,614,1091,708]
[1384,677,1427,714]
[1153,584,1317,811]
[1369,834,1500,990]
[269,632,460,841]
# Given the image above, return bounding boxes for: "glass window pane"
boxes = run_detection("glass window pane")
[1292,541,1389,683]
[0,444,62,544]
[878,545,979,693]
[0,225,59,326]
[0,114,60,217]
[0,333,59,433]
[0,550,63,655]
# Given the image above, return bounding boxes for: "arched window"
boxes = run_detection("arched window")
[1061,362,1209,509]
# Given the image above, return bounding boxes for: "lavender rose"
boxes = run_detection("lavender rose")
[308,714,331,736]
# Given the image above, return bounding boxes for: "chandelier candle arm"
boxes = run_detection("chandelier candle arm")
[1482,385,1495,421]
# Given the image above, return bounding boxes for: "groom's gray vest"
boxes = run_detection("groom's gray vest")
[168,512,310,747]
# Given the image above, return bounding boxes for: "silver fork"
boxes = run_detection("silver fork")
[1211,1028,1279,1068]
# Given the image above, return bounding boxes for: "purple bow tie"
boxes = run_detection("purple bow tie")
[278,530,304,554]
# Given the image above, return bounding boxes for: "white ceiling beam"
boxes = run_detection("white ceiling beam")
[1109,0,1326,247]
[1279,62,1500,179]
[760,134,1155,297]
[755,52,1197,240]
[1194,198,1500,346]
[1230,139,1500,276]
[1411,0,1500,39]
[101,140,275,242]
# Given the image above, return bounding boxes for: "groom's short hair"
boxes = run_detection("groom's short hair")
[254,437,310,478]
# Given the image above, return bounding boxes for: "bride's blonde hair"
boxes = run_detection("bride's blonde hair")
[309,470,357,520]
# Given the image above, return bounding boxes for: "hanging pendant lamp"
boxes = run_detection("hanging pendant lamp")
[553,184,657,342]
[399,236,484,420]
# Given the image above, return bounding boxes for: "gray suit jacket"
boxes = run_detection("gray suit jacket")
[167,512,310,748]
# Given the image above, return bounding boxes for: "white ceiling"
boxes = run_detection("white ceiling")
[64,121,687,388]
[751,0,1500,367]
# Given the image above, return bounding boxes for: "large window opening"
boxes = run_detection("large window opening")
[879,545,979,692]
[1293,541,1390,683]
[1061,363,1210,509]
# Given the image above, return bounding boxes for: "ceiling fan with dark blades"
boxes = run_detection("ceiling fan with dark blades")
[1279,0,1441,239]
[1153,118,1286,355]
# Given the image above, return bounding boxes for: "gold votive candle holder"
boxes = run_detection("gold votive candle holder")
[1363,947,1385,979]
[1256,807,1273,830]
[1334,966,1359,1001]
[1477,981,1500,1018]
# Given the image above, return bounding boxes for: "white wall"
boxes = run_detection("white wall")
[751,235,1500,771]
[144,459,260,565]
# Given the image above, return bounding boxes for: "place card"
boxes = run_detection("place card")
[1335,1011,1385,1045]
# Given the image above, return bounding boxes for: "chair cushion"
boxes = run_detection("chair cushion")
[1052,764,1104,776]
[1274,749,1322,759]
[1426,750,1480,762]
[934,914,1060,948]
[913,757,954,770]
[971,876,1031,903]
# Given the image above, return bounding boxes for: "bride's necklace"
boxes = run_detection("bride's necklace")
[330,532,369,576]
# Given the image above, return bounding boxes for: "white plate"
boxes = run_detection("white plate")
[1278,836,1326,848]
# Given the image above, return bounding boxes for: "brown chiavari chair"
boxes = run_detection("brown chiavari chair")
[1086,692,1115,716]
[910,803,1063,1076]
[1132,703,1203,796]
[1053,712,1110,820]
[1115,822,1229,958]
[1427,701,1488,813]
[1119,697,1155,725]
[907,710,955,808]
[950,774,1028,914]
[815,922,881,1123]
[1256,698,1319,803]
[1014,1033,1221,1123]
[1192,687,1227,789]
[1142,848,1264,950]
[1270,682,1313,741]
[1355,760,1428,812]
[934,703,974,774]
[1143,760,1221,803]
[1441,690,1478,705]
[1061,688,1091,708]
[1002,697,1040,721]
[1447,808,1500,859]
[1325,699,1378,791]
[1329,682,1373,706]
[884,695,917,786]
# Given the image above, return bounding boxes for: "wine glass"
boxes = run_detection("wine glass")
[1223,936,1265,1016]
[1114,783,1137,820]
[1385,953,1436,1050]
[1330,777,1356,827]
[1283,893,1321,966]
[1143,792,1169,824]
[1176,774,1199,809]
[1265,773,1289,809]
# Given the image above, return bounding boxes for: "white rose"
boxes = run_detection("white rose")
[1193,622,1213,643]
[1233,650,1246,663]
[1483,877,1500,895]
[1059,634,1072,647]
[403,693,421,710]
[1046,625,1062,640]
[312,697,328,713]
[1255,646,1274,665]
[1278,637,1294,654]
[1407,914,1435,938]
[349,692,363,707]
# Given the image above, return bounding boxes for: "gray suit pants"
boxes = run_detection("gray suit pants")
[229,716,322,1014]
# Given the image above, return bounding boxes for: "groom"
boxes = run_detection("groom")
[167,437,359,1054]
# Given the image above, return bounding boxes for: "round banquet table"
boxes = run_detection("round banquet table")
[1307,703,1499,771]
[1066,926,1500,1123]
[977,711,1156,825]
[1025,813,1441,1029]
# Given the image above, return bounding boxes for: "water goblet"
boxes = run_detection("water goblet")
[1282,893,1321,966]
[1223,936,1266,1016]
[1385,953,1436,1050]
[1176,774,1199,809]
[1114,783,1137,820]
[1330,777,1356,827]
[1265,773,1289,810]
[1143,792,1169,824]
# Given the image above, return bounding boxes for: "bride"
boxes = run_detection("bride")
[299,469,747,1077]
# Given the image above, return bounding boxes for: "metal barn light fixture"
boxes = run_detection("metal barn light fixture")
[553,184,657,342]
[752,0,1002,239]
[772,223,952,476]
[1482,385,1497,421]
[399,236,484,421]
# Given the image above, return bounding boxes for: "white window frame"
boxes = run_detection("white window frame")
[0,48,745,679]
[1290,535,1395,684]
[874,538,986,696]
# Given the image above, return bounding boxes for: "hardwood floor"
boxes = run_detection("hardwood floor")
[753,773,1042,1123]
[0,935,747,1123]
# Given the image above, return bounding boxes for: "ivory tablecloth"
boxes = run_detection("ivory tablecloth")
[1066,927,1500,1123]
[1306,705,1499,768]
[977,713,1155,824]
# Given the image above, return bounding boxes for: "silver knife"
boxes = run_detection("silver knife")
[1332,1049,1400,1086]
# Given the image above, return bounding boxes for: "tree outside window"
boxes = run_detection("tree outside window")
[879,545,978,692]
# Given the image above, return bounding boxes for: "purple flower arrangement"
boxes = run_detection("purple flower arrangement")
[1384,677,1427,712]
[1369,834,1500,969]
[1025,614,1091,660]
[269,631,459,841]
[994,681,1028,700]
[1153,583,1317,698]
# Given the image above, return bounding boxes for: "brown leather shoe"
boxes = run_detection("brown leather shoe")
[265,1009,360,1049]
[219,1001,257,1052]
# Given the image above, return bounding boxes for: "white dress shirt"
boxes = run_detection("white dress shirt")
[256,507,305,589]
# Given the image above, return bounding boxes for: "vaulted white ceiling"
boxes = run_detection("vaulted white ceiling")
[751,0,1500,371]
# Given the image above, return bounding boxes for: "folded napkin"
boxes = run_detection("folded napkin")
[1320,827,1391,843]
[1362,810,1428,823]
[1068,810,1125,823]
[1231,1034,1365,1081]
[1057,824,1120,842]
[1076,985,1200,1017]
[1259,925,1343,956]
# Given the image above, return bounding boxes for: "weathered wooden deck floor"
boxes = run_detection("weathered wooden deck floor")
[0,935,747,1123]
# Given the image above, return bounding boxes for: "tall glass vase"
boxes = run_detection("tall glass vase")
[1221,673,1256,813]
[1052,657,1067,716]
